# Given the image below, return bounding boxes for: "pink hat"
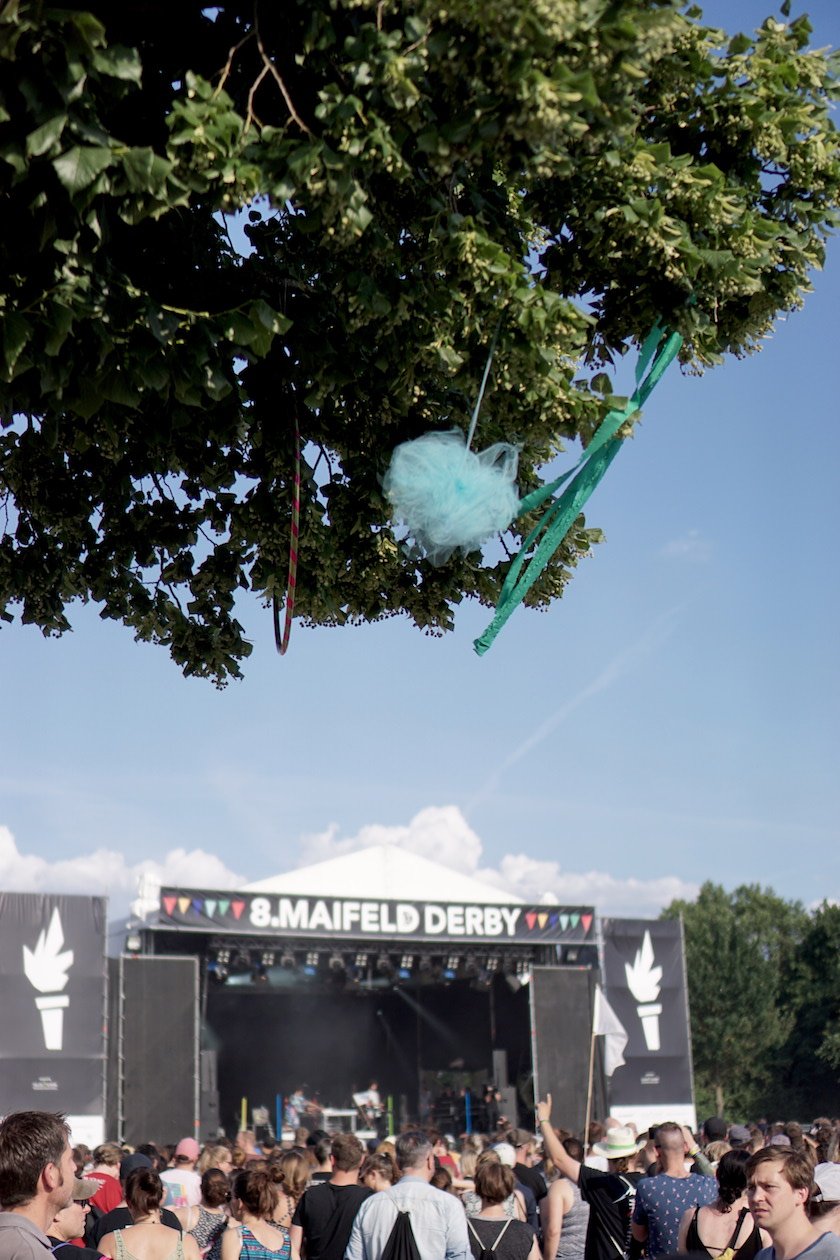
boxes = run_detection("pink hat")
[175,1138,200,1160]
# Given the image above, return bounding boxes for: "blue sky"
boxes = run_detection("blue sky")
[3,0,838,922]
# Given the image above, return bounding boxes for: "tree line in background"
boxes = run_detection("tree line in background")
[662,883,840,1123]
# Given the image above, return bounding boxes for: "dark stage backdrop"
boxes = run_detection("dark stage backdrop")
[205,974,532,1132]
[0,892,105,1120]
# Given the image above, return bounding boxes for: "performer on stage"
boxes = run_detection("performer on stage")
[352,1081,384,1135]
[285,1085,322,1132]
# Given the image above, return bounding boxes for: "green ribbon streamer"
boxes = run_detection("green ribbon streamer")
[474,322,683,656]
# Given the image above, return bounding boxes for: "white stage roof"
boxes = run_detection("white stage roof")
[245,844,522,906]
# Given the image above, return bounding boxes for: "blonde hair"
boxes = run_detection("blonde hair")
[274,1151,308,1204]
[198,1144,232,1174]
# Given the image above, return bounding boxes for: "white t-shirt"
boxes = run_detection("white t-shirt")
[160,1166,202,1207]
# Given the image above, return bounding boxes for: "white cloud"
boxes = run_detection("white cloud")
[0,825,245,921]
[297,805,483,875]
[0,806,695,923]
[296,807,696,919]
[660,529,712,563]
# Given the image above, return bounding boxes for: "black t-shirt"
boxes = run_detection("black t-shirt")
[577,1164,635,1260]
[49,1239,106,1260]
[292,1181,373,1260]
[91,1207,182,1247]
[467,1218,535,1260]
[515,1164,547,1204]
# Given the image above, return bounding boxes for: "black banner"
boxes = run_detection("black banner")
[0,893,106,1115]
[158,888,595,944]
[602,917,694,1107]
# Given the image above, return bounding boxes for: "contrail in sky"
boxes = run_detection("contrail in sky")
[465,599,690,814]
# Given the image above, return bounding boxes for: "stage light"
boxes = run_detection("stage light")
[207,959,227,983]
[486,956,500,972]
[280,951,295,969]
[302,950,320,975]
[354,952,368,969]
[329,953,346,973]
[443,953,459,981]
[260,950,275,968]
[125,930,142,954]
[399,954,414,971]
[216,948,231,967]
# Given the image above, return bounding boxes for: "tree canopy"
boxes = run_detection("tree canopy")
[1,0,838,681]
[663,883,840,1119]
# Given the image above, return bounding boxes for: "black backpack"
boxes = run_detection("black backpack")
[380,1211,422,1260]
[467,1217,513,1260]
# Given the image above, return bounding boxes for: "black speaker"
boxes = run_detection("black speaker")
[530,966,601,1137]
[492,1049,509,1088]
[119,956,199,1146]
[199,1049,221,1139]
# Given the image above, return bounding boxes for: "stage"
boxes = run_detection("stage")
[107,880,599,1142]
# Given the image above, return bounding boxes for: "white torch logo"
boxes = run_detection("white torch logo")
[23,908,74,1051]
[625,929,663,1051]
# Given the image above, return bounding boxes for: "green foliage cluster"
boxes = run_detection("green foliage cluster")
[663,883,840,1119]
[0,0,837,680]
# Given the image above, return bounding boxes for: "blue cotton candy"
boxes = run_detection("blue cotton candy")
[383,429,519,564]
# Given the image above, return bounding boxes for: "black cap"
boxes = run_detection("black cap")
[120,1152,153,1181]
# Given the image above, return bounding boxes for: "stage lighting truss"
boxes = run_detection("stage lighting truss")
[202,940,548,991]
[376,953,396,978]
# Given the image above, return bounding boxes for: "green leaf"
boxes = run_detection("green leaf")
[52,145,113,193]
[26,115,67,158]
[121,146,173,194]
[1,312,30,375]
[92,44,142,83]
[44,305,74,357]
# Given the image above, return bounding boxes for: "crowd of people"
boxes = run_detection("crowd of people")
[2,1102,840,1260]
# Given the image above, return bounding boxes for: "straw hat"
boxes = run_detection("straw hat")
[590,1127,644,1160]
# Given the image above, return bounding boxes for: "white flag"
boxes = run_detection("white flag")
[593,985,628,1077]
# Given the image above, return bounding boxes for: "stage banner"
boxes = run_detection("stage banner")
[601,917,694,1120]
[158,888,595,944]
[0,893,106,1119]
